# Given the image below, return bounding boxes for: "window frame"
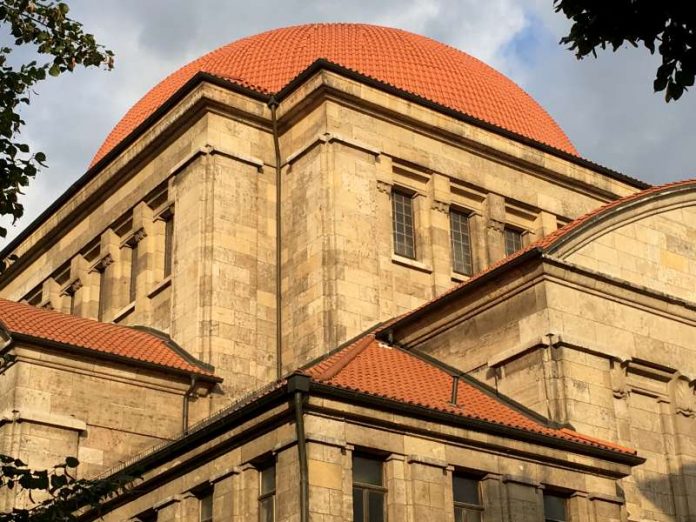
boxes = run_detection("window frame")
[543,491,569,522]
[352,454,387,522]
[503,226,524,256]
[258,462,276,522]
[391,188,417,260]
[198,489,213,522]
[449,207,474,276]
[128,240,139,304]
[452,473,483,522]
[163,214,174,278]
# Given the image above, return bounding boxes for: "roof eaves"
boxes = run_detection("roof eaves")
[8,331,221,383]
[275,59,650,190]
[0,72,271,268]
[308,380,643,466]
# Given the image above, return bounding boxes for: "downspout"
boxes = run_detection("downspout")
[182,375,197,434]
[269,96,283,380]
[289,375,310,522]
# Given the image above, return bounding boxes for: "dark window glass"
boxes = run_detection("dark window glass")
[259,464,275,522]
[97,269,106,320]
[453,475,482,522]
[392,191,416,259]
[450,210,473,275]
[543,493,567,522]
[26,288,43,306]
[504,227,523,256]
[129,242,139,303]
[353,455,385,522]
[164,216,174,277]
[136,509,157,522]
[199,491,213,522]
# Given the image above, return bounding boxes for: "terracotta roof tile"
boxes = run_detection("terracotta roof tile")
[0,299,217,379]
[91,23,576,167]
[304,334,636,456]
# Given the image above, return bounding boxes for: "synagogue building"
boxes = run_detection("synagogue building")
[0,23,693,522]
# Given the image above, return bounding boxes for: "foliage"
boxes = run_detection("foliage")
[555,0,696,101]
[0,0,113,241]
[0,455,134,521]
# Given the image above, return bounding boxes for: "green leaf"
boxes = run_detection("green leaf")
[48,63,60,77]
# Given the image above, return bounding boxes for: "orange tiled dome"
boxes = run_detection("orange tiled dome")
[91,23,577,166]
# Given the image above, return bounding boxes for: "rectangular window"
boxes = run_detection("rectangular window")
[259,464,275,522]
[136,509,157,522]
[163,216,174,278]
[504,227,523,256]
[543,493,568,522]
[129,242,139,303]
[450,210,474,276]
[392,190,416,259]
[352,455,386,522]
[199,490,213,522]
[453,475,482,522]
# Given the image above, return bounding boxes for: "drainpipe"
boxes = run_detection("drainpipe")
[182,375,197,434]
[269,96,283,380]
[289,374,310,522]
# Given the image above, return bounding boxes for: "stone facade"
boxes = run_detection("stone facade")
[0,23,688,522]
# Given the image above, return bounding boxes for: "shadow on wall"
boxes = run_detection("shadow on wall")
[626,462,696,521]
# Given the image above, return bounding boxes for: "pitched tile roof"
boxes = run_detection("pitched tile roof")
[0,298,218,380]
[91,23,577,167]
[304,334,636,456]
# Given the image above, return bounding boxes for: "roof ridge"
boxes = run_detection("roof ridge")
[314,334,375,381]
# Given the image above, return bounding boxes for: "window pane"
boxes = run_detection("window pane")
[504,227,523,256]
[392,191,416,259]
[129,242,138,302]
[353,486,364,522]
[97,269,106,319]
[164,217,173,277]
[450,210,473,275]
[543,494,567,521]
[453,476,480,505]
[353,456,382,486]
[259,496,274,522]
[367,490,385,522]
[261,465,276,495]
[200,492,213,522]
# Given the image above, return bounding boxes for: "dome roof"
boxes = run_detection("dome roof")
[91,23,577,167]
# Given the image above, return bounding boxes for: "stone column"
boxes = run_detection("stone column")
[480,473,507,522]
[567,491,592,522]
[533,210,558,241]
[276,445,299,522]
[503,475,542,522]
[385,454,409,522]
[307,439,349,521]
[482,193,506,266]
[407,455,449,522]
[233,463,259,522]
[588,493,624,522]
[211,469,237,520]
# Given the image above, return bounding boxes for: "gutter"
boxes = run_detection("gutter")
[182,375,198,434]
[268,96,283,380]
[6,332,221,384]
[289,374,310,522]
[308,381,645,467]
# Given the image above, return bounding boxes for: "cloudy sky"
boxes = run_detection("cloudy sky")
[2,0,695,243]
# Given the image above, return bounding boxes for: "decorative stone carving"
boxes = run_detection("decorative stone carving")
[431,200,449,213]
[376,180,392,194]
[674,377,695,417]
[96,253,114,271]
[611,360,630,400]
[487,218,505,232]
